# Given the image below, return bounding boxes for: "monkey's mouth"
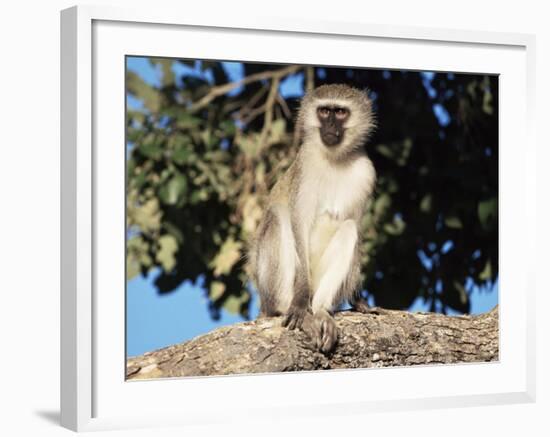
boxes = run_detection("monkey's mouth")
[321,131,343,147]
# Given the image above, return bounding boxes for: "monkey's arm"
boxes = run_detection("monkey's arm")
[282,209,313,330]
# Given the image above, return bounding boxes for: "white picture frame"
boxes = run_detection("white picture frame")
[60,5,536,432]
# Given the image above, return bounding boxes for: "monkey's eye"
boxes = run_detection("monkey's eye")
[317,107,331,118]
[334,107,349,119]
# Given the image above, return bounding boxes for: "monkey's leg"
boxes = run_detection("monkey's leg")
[310,219,359,353]
[256,205,297,317]
[311,220,358,313]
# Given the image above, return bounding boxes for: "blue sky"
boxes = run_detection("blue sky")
[127,270,259,357]
[126,57,498,357]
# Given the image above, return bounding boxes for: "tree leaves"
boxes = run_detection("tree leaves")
[444,216,463,229]
[127,193,162,234]
[479,259,492,281]
[126,71,162,112]
[440,280,470,314]
[210,237,243,277]
[478,197,497,230]
[156,234,178,272]
[126,60,498,318]
[420,194,432,213]
[151,58,175,86]
[159,173,187,206]
[127,236,153,280]
[209,281,226,301]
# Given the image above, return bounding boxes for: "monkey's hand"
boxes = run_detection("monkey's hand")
[282,306,309,331]
[282,290,311,330]
[305,310,338,354]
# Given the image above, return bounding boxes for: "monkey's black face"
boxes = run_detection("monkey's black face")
[317,105,350,147]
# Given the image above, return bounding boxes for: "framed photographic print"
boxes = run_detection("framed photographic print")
[61,5,536,432]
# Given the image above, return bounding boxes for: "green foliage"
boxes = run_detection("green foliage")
[126,60,498,318]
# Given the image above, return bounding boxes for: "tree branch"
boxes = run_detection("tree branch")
[127,306,498,380]
[232,86,269,123]
[305,66,315,93]
[188,65,301,113]
[257,75,280,151]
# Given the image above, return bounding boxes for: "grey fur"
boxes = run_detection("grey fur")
[248,84,376,353]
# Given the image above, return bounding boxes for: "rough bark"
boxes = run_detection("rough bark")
[126,306,498,380]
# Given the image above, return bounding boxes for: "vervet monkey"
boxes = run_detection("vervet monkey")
[248,84,376,353]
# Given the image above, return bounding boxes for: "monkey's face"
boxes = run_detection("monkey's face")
[317,105,350,147]
[297,85,374,155]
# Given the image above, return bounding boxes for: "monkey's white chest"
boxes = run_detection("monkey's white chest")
[307,157,375,219]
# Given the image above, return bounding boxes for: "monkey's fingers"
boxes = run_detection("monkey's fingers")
[315,319,324,351]
[300,313,323,350]
[287,316,299,330]
[281,314,292,328]
[320,318,338,354]
[311,317,324,351]
[282,310,305,330]
[316,323,323,351]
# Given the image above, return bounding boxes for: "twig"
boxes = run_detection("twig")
[276,93,292,119]
[189,65,301,113]
[241,103,268,125]
[305,66,315,93]
[257,75,280,151]
[234,86,269,120]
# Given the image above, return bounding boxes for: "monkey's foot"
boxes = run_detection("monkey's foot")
[302,310,338,354]
[352,300,389,315]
